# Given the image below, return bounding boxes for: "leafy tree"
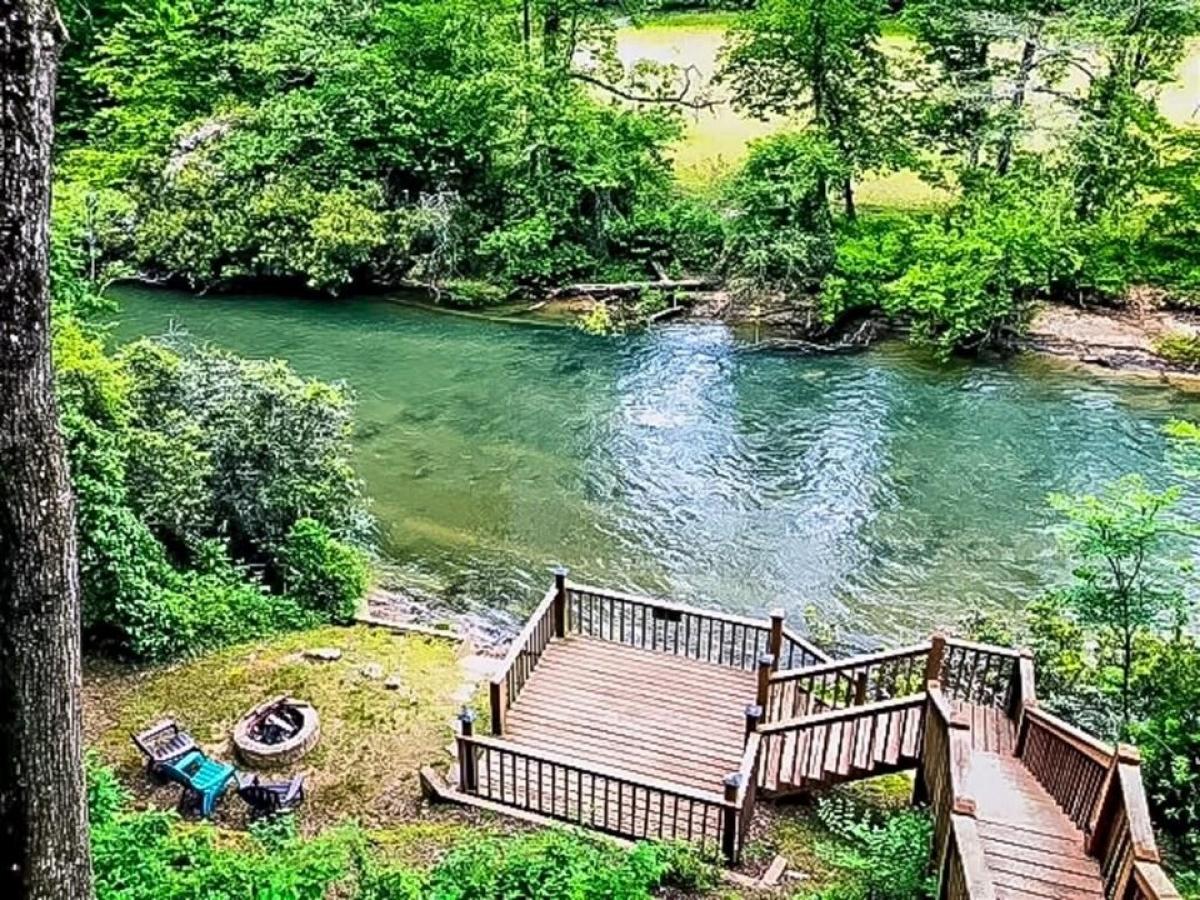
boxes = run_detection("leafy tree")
[1041,475,1188,729]
[719,0,908,218]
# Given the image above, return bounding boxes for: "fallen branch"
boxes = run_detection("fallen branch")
[546,279,716,300]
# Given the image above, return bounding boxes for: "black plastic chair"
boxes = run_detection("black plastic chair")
[131,719,198,779]
[236,774,305,819]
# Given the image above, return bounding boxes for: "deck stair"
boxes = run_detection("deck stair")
[446,573,1181,899]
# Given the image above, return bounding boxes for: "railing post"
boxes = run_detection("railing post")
[744,704,762,744]
[1008,647,1036,725]
[925,632,947,684]
[489,679,505,736]
[768,608,785,671]
[756,653,775,709]
[854,671,868,706]
[458,708,478,793]
[722,773,742,864]
[553,565,568,638]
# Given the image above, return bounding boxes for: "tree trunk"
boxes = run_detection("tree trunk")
[842,177,856,221]
[996,29,1040,177]
[0,3,94,899]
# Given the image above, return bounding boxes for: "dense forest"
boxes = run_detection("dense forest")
[3,0,1200,898]
[53,0,1200,353]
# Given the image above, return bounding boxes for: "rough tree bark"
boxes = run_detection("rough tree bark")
[0,2,94,898]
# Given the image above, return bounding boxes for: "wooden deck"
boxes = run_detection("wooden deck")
[503,635,753,792]
[447,576,1182,898]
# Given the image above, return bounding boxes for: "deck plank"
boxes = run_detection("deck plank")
[502,635,755,793]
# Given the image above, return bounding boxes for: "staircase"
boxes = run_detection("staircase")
[754,635,1181,900]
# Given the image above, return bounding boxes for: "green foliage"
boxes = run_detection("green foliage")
[725,131,843,297]
[361,830,718,900]
[719,0,908,217]
[54,312,367,659]
[1041,475,1187,728]
[62,0,690,293]
[578,301,619,336]
[1154,331,1200,369]
[280,518,370,620]
[803,795,936,900]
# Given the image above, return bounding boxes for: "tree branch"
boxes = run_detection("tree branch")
[569,66,717,110]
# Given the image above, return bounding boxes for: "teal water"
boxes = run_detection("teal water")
[110,286,1200,642]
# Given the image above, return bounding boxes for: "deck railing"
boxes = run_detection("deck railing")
[456,723,753,861]
[758,693,926,789]
[765,643,932,722]
[1015,705,1180,900]
[564,580,825,671]
[938,638,1022,710]
[489,581,562,734]
[922,684,997,900]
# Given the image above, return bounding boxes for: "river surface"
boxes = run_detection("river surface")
[111,286,1200,643]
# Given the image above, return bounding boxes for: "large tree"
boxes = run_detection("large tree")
[718,0,906,219]
[0,2,94,898]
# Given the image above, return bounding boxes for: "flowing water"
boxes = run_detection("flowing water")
[111,286,1200,643]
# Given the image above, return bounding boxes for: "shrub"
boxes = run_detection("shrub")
[280,518,370,620]
[1153,331,1200,368]
[724,131,843,297]
[806,795,936,900]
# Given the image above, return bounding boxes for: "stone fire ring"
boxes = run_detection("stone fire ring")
[233,695,320,768]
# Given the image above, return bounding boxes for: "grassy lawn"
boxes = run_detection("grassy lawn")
[83,625,477,834]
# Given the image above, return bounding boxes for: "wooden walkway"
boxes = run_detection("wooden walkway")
[448,575,1181,899]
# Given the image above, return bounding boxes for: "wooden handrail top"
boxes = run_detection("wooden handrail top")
[759,693,926,734]
[951,814,999,900]
[780,626,831,663]
[458,733,733,808]
[944,636,1022,659]
[1119,762,1162,863]
[926,682,955,724]
[491,585,558,685]
[566,581,774,633]
[770,642,932,683]
[1023,705,1114,765]
[735,733,762,804]
[1133,861,1182,899]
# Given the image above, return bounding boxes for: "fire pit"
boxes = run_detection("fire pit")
[233,695,320,768]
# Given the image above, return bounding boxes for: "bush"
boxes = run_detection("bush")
[806,795,936,900]
[724,131,843,298]
[280,518,370,621]
[55,318,368,659]
[1153,331,1200,368]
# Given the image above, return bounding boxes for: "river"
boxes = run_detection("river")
[111,286,1200,644]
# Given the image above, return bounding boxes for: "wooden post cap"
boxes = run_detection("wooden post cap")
[723,772,743,801]
[758,652,776,668]
[1116,743,1141,764]
[552,565,568,578]
[458,708,476,731]
[744,704,763,720]
[770,608,785,621]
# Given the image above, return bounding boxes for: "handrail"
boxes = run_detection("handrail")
[943,636,1021,658]
[456,731,733,856]
[489,584,559,734]
[765,642,931,722]
[459,732,729,806]
[567,581,771,631]
[1020,705,1114,767]
[770,643,932,683]
[779,625,831,666]
[760,693,926,734]
[1133,860,1182,899]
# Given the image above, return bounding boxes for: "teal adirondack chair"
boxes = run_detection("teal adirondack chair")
[161,750,236,818]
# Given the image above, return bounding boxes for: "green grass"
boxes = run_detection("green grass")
[83,625,467,832]
[636,10,741,31]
